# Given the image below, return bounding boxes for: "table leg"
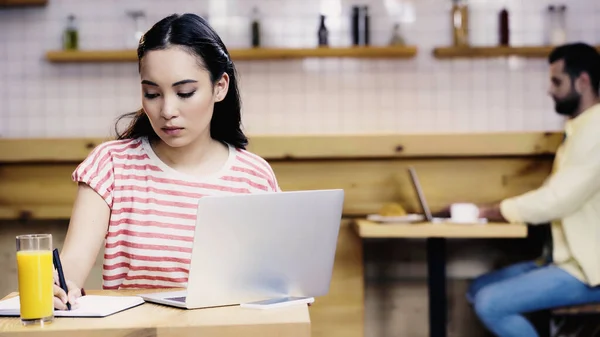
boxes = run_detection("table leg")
[427,238,447,337]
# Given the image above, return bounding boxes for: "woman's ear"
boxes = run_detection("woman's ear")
[214,73,230,102]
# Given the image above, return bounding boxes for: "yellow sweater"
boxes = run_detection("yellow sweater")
[501,103,600,286]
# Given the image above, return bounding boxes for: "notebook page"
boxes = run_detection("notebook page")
[0,295,145,317]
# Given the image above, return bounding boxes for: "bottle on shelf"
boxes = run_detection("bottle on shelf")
[351,5,370,46]
[63,14,78,50]
[351,6,360,46]
[498,8,509,46]
[318,14,328,47]
[451,0,469,47]
[126,10,146,49]
[362,6,370,46]
[389,23,406,46]
[547,5,567,45]
[251,7,261,48]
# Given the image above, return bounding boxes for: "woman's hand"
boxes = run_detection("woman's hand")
[53,270,83,310]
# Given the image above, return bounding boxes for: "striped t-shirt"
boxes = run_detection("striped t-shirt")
[71,137,280,290]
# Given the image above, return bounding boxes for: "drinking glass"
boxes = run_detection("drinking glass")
[16,234,54,326]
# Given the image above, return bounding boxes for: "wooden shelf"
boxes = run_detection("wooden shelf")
[433,45,600,59]
[45,46,418,63]
[231,46,418,59]
[46,50,138,63]
[0,0,47,7]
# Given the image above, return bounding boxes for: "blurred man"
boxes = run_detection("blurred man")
[468,42,600,337]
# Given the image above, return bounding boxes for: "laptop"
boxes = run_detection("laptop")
[408,167,434,222]
[408,167,486,224]
[140,189,345,309]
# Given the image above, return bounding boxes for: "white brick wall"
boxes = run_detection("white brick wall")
[1,0,598,138]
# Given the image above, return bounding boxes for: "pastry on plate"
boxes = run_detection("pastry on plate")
[378,202,407,217]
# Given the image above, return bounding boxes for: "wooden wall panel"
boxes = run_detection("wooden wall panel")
[0,164,79,219]
[273,157,553,215]
[0,132,562,162]
[309,220,364,337]
[0,157,552,220]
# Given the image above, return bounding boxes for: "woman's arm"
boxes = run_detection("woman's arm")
[53,183,110,309]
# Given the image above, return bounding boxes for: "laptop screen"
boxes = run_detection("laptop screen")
[408,167,434,222]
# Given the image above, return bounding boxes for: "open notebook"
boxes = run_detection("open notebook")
[0,295,145,318]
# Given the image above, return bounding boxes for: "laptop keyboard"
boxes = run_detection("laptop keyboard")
[166,296,187,302]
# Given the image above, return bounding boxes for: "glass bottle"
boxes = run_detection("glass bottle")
[251,7,260,48]
[126,10,146,49]
[351,6,360,46]
[548,5,567,45]
[389,23,406,46]
[63,14,78,50]
[498,8,509,46]
[362,6,370,46]
[318,14,328,47]
[451,0,469,47]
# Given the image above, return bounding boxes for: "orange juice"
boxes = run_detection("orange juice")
[16,250,54,320]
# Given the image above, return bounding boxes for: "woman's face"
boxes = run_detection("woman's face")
[140,46,229,148]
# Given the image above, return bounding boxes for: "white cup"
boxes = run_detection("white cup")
[450,203,480,223]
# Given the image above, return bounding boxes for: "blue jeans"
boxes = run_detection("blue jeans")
[467,261,600,337]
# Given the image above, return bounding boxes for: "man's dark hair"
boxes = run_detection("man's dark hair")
[549,42,600,96]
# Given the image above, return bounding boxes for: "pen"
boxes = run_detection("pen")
[52,248,71,310]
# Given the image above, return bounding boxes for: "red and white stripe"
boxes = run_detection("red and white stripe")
[72,138,279,290]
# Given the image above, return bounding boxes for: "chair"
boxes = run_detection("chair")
[550,304,600,337]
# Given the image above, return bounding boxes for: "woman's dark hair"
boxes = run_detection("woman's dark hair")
[115,13,248,149]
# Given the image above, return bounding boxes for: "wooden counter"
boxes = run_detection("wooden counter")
[354,219,528,337]
[354,219,528,238]
[0,289,311,337]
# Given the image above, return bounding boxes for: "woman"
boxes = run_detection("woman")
[53,13,280,310]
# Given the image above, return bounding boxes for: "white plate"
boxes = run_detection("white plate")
[366,214,425,224]
[432,217,488,225]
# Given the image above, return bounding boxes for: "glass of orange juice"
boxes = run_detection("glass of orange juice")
[16,234,54,326]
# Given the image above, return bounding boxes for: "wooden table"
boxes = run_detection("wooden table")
[354,219,528,337]
[0,289,311,337]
